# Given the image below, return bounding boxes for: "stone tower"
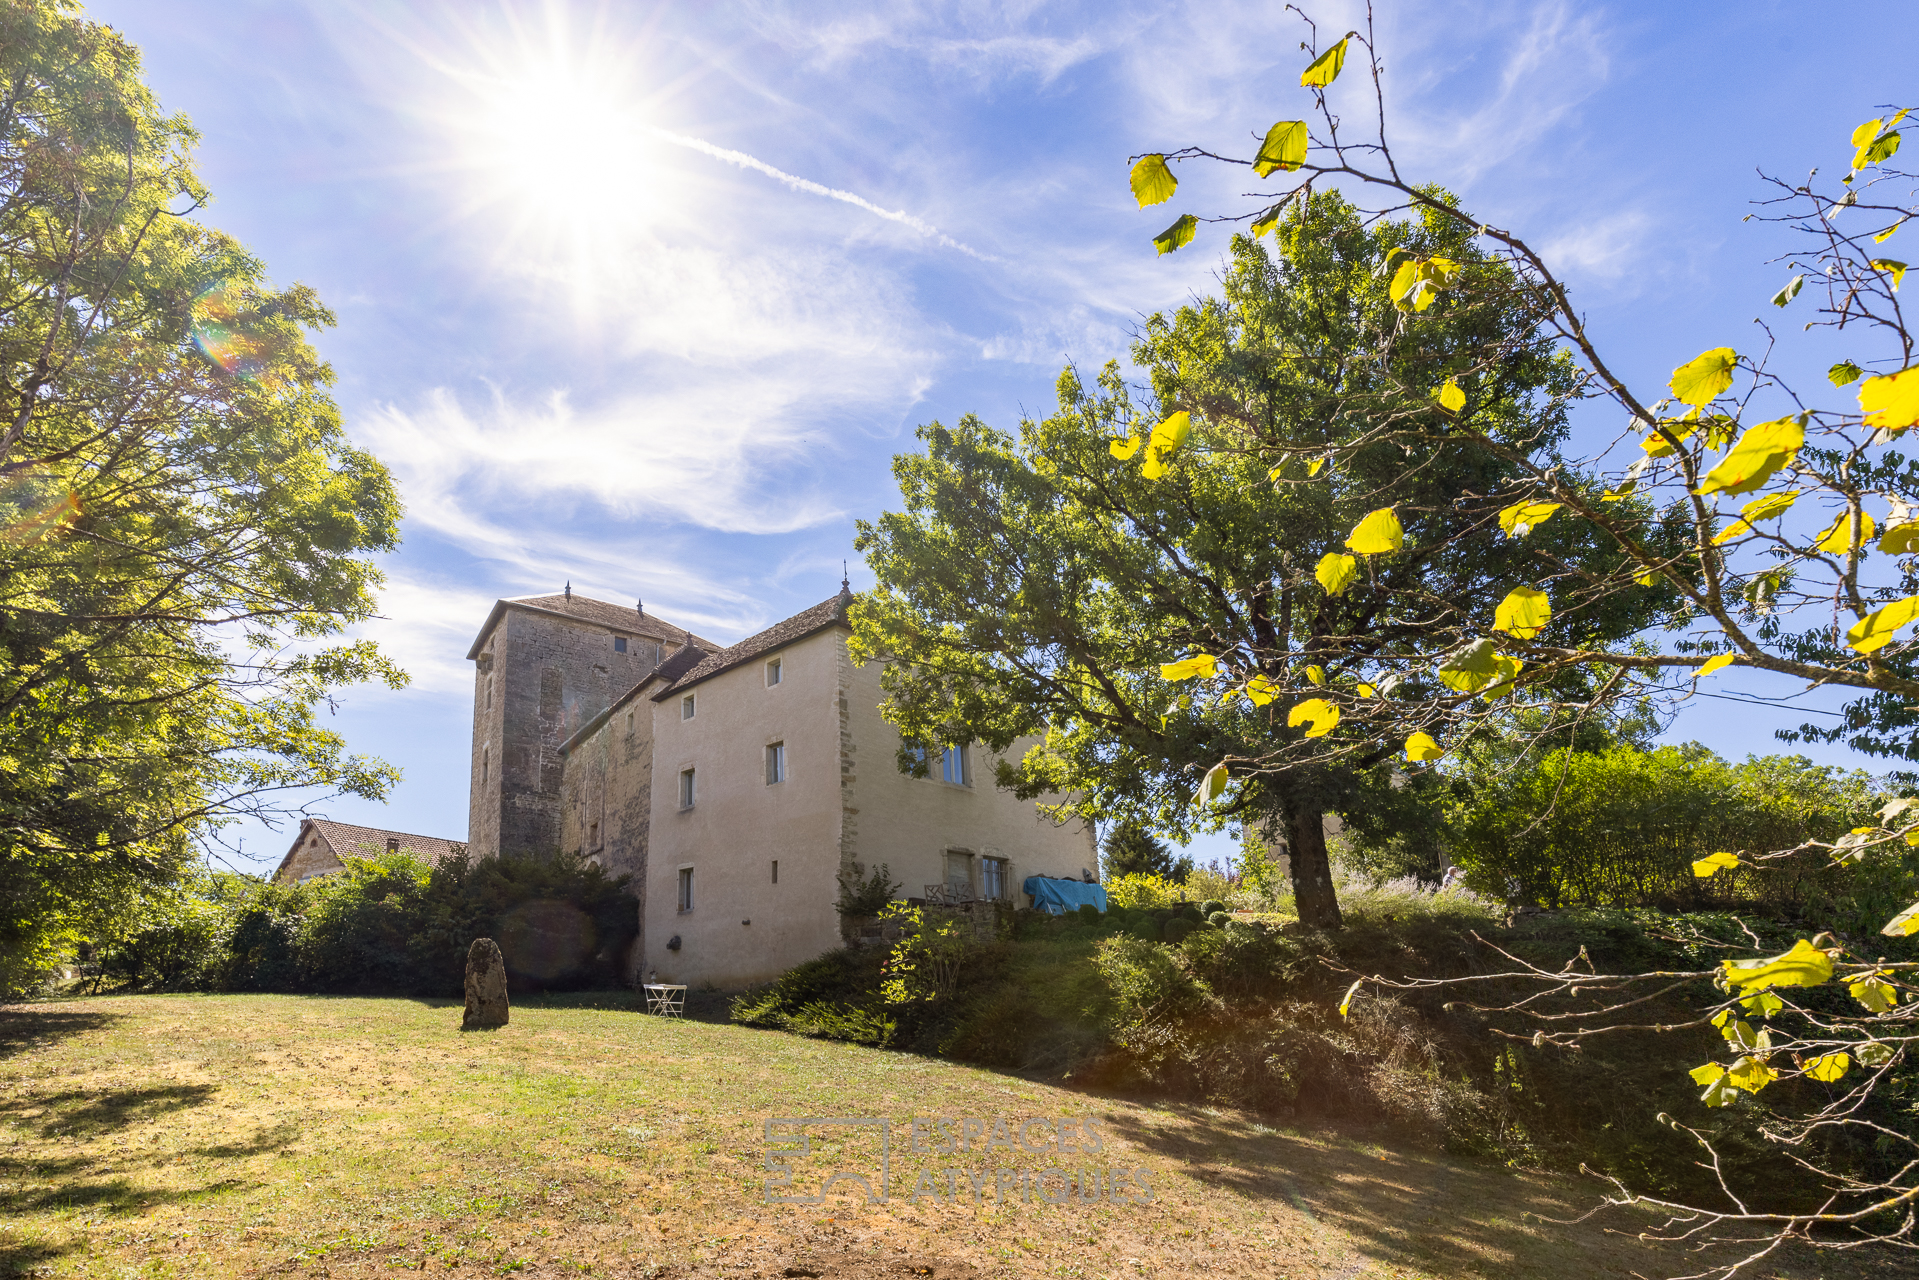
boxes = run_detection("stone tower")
[466,592,709,860]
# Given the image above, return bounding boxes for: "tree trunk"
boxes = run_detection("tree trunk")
[1285,800,1343,930]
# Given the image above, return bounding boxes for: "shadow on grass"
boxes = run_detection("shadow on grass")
[0,1008,124,1062]
[0,1235,72,1277]
[1100,1105,1918,1280]
[4,1084,216,1140]
[0,1172,250,1217]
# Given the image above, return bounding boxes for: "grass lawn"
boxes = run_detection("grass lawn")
[0,993,1905,1279]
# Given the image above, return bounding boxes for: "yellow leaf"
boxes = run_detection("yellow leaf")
[1437,643,1524,698]
[1307,456,1327,477]
[1129,154,1177,208]
[1300,36,1348,88]
[1194,760,1230,806]
[1139,410,1193,479]
[1338,977,1362,1018]
[1433,377,1466,412]
[1873,259,1908,289]
[1689,1061,1726,1086]
[1884,898,1919,936]
[1846,595,1919,654]
[1355,683,1376,698]
[1855,127,1903,169]
[1253,120,1309,177]
[1696,416,1804,497]
[1727,1055,1776,1093]
[1153,214,1198,256]
[1851,117,1884,148]
[1848,971,1899,1013]
[1692,850,1741,878]
[1877,221,1904,244]
[1830,360,1865,387]
[1498,500,1561,536]
[1740,990,1783,1017]
[1160,654,1219,681]
[1110,433,1143,460]
[1251,206,1282,238]
[1643,413,1701,458]
[1860,366,1919,434]
[1492,586,1551,639]
[1288,697,1339,738]
[1805,1052,1850,1083]
[1388,258,1421,307]
[1697,654,1737,679]
[1404,732,1443,762]
[1245,674,1280,707]
[1315,552,1359,596]
[1813,509,1875,554]
[1303,665,1325,686]
[1345,507,1403,555]
[1713,489,1801,544]
[1723,939,1835,991]
[1669,347,1738,407]
[1771,274,1805,307]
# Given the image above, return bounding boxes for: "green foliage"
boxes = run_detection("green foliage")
[92,851,638,995]
[876,901,971,1004]
[852,198,1664,930]
[1446,744,1893,911]
[1102,817,1192,881]
[1105,872,1184,910]
[834,861,900,918]
[0,0,405,986]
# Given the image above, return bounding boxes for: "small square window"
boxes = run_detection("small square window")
[765,742,786,785]
[682,693,696,720]
[614,636,627,653]
[677,867,694,913]
[766,657,782,686]
[679,767,696,809]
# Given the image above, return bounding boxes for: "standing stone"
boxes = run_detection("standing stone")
[462,938,509,1030]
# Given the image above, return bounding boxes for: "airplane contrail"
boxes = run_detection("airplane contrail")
[650,128,993,262]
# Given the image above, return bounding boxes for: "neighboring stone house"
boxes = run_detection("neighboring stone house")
[470,583,1097,987]
[272,818,467,884]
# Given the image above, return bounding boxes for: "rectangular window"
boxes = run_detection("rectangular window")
[771,859,779,885]
[766,657,782,686]
[481,748,488,784]
[905,741,928,774]
[941,744,970,786]
[626,711,635,735]
[682,693,696,720]
[944,850,973,894]
[677,867,694,913]
[982,857,1007,901]
[765,742,786,784]
[679,767,696,809]
[614,635,627,653]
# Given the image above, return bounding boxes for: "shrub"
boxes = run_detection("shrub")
[1076,902,1101,925]
[835,861,900,917]
[1106,872,1183,910]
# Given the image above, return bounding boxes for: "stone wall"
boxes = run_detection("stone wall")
[469,602,682,860]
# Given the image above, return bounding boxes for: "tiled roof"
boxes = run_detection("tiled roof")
[466,593,719,659]
[271,818,467,881]
[652,590,852,699]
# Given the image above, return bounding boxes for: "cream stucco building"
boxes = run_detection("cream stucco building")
[467,585,1096,987]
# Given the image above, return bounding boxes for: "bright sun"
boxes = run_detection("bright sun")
[434,7,674,304]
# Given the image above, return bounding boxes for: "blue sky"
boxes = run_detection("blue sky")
[84,0,1919,870]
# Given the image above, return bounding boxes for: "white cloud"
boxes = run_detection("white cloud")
[1540,209,1653,281]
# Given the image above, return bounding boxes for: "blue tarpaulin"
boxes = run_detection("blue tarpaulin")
[1023,876,1108,915]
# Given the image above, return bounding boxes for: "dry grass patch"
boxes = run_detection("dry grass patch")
[0,994,1908,1279]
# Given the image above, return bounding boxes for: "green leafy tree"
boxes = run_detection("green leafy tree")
[0,1,403,992]
[1101,817,1190,881]
[1125,11,1919,1270]
[854,195,1666,929]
